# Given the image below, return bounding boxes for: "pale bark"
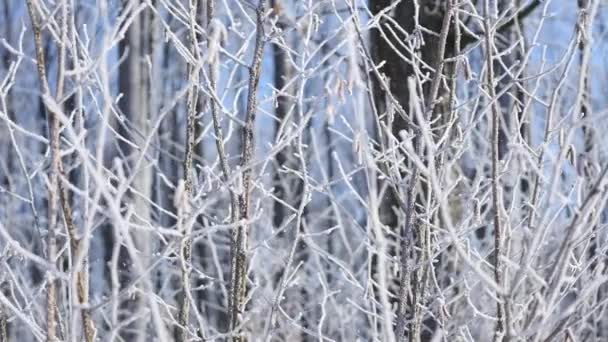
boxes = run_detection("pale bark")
[117,1,154,339]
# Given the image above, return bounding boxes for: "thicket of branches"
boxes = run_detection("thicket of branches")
[1,0,608,341]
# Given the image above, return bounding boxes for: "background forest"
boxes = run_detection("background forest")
[1,0,608,341]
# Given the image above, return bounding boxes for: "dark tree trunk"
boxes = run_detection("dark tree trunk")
[269,1,312,338]
[271,0,291,232]
[370,1,454,340]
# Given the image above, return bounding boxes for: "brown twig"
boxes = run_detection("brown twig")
[56,1,96,340]
[482,2,506,340]
[25,2,61,340]
[0,300,7,342]
[176,0,202,340]
[461,0,543,47]
[26,1,97,340]
[228,1,266,340]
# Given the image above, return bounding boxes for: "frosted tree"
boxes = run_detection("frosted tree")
[0,0,608,341]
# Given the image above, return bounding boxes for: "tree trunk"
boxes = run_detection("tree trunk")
[271,0,292,233]
[370,1,454,340]
[117,1,154,340]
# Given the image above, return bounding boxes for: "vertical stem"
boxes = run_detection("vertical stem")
[202,0,241,333]
[56,1,96,340]
[229,1,266,340]
[395,2,454,339]
[177,0,201,340]
[483,2,505,340]
[25,1,60,340]
[270,0,289,233]
[578,0,594,159]
[0,299,7,342]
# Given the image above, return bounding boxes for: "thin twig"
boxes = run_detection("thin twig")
[482,2,505,340]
